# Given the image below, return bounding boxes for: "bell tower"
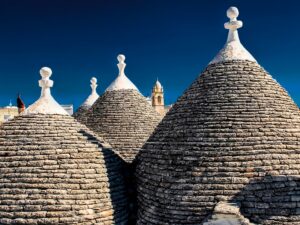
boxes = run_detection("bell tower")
[152,79,165,115]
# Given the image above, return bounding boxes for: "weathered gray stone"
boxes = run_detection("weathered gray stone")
[136,60,300,225]
[76,89,161,163]
[0,114,128,224]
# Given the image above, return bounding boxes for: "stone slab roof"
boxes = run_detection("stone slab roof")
[0,114,128,224]
[77,89,161,163]
[136,60,300,224]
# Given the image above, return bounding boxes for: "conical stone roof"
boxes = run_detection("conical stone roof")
[136,7,300,225]
[0,67,128,224]
[79,55,161,163]
[74,77,99,119]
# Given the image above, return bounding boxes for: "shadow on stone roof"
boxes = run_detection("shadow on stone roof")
[231,175,300,224]
[78,129,129,223]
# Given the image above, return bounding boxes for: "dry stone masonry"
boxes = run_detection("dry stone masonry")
[136,7,300,225]
[78,55,161,163]
[0,67,128,224]
[76,55,162,224]
[81,89,162,163]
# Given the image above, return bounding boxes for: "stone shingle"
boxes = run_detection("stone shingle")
[0,114,128,224]
[136,60,300,224]
[78,89,161,163]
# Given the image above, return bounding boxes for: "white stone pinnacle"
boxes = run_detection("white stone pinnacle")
[210,6,256,64]
[106,54,139,92]
[24,67,68,115]
[80,77,99,109]
[91,77,98,93]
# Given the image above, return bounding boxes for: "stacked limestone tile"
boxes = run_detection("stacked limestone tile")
[0,67,128,224]
[136,7,300,225]
[74,77,99,120]
[77,54,161,224]
[79,54,161,163]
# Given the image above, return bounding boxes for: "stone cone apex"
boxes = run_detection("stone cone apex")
[106,54,139,92]
[210,6,256,64]
[74,77,100,119]
[24,67,68,115]
[136,7,300,225]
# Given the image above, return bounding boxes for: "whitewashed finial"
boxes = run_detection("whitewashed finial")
[39,67,53,98]
[225,7,242,41]
[117,54,126,77]
[24,67,68,115]
[91,77,98,93]
[79,77,99,109]
[209,6,256,64]
[106,54,139,92]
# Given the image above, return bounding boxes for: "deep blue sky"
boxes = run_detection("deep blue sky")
[0,0,299,110]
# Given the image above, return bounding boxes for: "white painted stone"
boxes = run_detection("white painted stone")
[80,77,99,109]
[24,67,68,115]
[210,7,256,64]
[106,54,139,92]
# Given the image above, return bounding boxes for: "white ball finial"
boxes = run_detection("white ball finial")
[91,77,97,84]
[117,54,126,63]
[40,67,52,78]
[227,7,239,20]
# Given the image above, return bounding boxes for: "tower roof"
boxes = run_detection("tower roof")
[106,54,139,92]
[136,7,300,225]
[0,67,128,224]
[154,79,162,89]
[78,55,161,163]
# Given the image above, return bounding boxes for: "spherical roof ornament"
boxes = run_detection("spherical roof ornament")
[90,77,98,93]
[40,67,52,78]
[227,6,239,20]
[210,6,256,64]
